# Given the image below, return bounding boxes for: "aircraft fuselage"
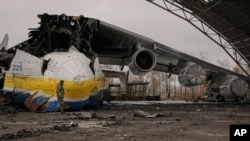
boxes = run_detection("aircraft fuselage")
[3,46,105,111]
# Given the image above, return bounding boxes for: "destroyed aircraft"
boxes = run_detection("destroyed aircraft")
[0,13,249,111]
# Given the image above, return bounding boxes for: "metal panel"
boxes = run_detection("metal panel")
[8,49,43,76]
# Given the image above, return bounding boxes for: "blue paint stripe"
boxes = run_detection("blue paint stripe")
[14,93,30,106]
[45,90,103,111]
[12,89,103,111]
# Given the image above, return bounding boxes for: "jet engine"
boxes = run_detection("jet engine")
[129,49,157,75]
[219,77,249,98]
[178,63,207,87]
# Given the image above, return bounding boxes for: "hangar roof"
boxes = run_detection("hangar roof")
[147,0,250,75]
[178,0,250,61]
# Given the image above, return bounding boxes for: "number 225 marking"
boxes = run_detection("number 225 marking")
[12,65,23,71]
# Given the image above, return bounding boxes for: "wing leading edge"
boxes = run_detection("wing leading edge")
[0,14,248,99]
[92,20,250,98]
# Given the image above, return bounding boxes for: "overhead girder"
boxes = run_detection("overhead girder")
[146,0,250,76]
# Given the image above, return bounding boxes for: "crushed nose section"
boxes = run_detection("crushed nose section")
[43,46,94,81]
[8,49,43,77]
[24,92,50,112]
[12,87,104,112]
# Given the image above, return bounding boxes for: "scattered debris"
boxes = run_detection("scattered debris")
[91,112,97,118]
[120,134,136,140]
[160,121,169,125]
[116,119,130,126]
[165,112,173,117]
[102,121,117,127]
[0,103,249,141]
[7,107,17,114]
[53,125,71,132]
[0,129,44,140]
[196,109,201,112]
[175,117,182,121]
[71,111,98,120]
[155,107,161,110]
[0,123,77,140]
[0,125,8,129]
[202,105,208,108]
[102,119,130,127]
[225,108,238,118]
[133,109,164,118]
[69,121,78,127]
[133,109,149,117]
[103,114,116,119]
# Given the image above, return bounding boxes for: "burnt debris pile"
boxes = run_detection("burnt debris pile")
[0,13,100,70]
[0,14,101,104]
[25,13,99,58]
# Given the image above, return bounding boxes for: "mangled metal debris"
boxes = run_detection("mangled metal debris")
[0,14,106,111]
[71,111,98,120]
[69,121,78,127]
[133,109,165,118]
[102,119,130,127]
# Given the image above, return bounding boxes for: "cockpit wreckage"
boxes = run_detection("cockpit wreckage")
[0,14,104,111]
[0,14,250,112]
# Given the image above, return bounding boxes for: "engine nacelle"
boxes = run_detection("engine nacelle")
[178,63,207,87]
[129,49,157,75]
[220,77,249,98]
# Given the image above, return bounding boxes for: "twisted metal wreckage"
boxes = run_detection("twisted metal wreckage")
[0,14,105,111]
[0,13,250,112]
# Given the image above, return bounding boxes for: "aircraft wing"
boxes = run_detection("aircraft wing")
[102,70,127,78]
[92,21,250,97]
[0,14,248,98]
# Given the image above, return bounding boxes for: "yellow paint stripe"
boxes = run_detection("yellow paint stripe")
[4,75,105,99]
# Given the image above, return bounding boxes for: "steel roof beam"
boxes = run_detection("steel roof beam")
[146,0,250,76]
